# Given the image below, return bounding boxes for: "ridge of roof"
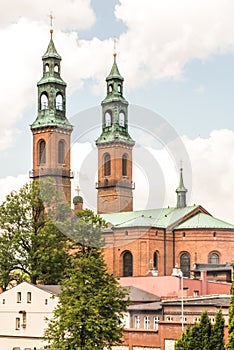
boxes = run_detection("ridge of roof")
[101,205,202,229]
[174,212,234,230]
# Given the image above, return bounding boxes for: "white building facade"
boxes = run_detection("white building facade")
[0,282,59,350]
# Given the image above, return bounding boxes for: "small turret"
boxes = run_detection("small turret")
[176,166,187,208]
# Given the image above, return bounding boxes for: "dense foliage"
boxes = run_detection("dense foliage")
[45,209,129,350]
[175,310,225,350]
[0,180,70,289]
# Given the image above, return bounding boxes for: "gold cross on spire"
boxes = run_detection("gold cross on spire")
[48,12,55,37]
[75,186,80,196]
[180,159,183,170]
[113,37,118,58]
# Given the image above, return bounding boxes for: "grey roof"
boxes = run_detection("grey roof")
[36,285,61,295]
[128,301,162,311]
[123,286,160,302]
[162,295,230,308]
[192,263,232,272]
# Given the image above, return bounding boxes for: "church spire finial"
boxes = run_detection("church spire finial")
[48,12,55,39]
[113,37,117,59]
[176,162,187,208]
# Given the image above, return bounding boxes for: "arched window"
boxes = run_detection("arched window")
[118,84,122,93]
[45,64,49,73]
[104,153,111,176]
[38,140,46,164]
[105,112,112,127]
[56,93,63,110]
[153,251,158,270]
[54,64,59,73]
[40,93,48,110]
[108,84,113,93]
[58,140,65,164]
[208,252,219,264]
[119,112,125,127]
[180,252,190,278]
[122,154,127,176]
[123,251,133,277]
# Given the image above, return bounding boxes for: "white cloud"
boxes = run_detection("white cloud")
[0,174,28,203]
[115,0,234,88]
[0,0,95,30]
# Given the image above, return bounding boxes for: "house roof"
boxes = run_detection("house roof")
[101,205,206,230]
[128,301,162,311]
[174,212,234,230]
[123,286,160,303]
[36,285,61,295]
[101,205,234,231]
[162,295,230,308]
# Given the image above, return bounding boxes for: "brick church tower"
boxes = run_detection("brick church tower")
[30,29,73,202]
[96,52,135,214]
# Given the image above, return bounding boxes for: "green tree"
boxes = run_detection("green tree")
[175,310,225,350]
[0,180,70,288]
[227,266,234,349]
[45,209,129,350]
[210,309,225,350]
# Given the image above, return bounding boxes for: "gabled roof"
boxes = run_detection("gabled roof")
[128,301,162,311]
[123,286,160,303]
[101,205,209,230]
[36,285,61,295]
[174,212,234,230]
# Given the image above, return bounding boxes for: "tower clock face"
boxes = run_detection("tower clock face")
[105,112,112,127]
[119,112,125,126]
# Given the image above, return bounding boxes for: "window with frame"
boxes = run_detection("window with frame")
[38,139,46,164]
[144,316,150,330]
[17,292,21,303]
[56,93,63,110]
[104,153,111,176]
[153,251,158,269]
[15,317,20,330]
[123,251,133,277]
[208,252,219,264]
[154,316,159,330]
[58,140,65,164]
[122,154,127,176]
[40,92,48,110]
[134,315,140,329]
[166,316,173,321]
[180,252,190,278]
[27,292,32,303]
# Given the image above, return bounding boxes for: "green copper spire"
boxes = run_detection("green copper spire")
[31,30,72,131]
[176,166,188,208]
[96,53,134,146]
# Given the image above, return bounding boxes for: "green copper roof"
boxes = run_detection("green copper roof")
[101,205,202,229]
[174,212,234,230]
[96,131,135,145]
[42,37,61,60]
[106,55,123,81]
[31,113,73,130]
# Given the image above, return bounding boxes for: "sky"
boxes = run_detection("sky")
[1,0,234,223]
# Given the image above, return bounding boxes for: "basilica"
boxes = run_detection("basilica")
[30,30,234,281]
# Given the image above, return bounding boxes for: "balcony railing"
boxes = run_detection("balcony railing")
[29,168,74,179]
[96,179,135,189]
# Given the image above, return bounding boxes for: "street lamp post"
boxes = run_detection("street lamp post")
[172,265,184,332]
